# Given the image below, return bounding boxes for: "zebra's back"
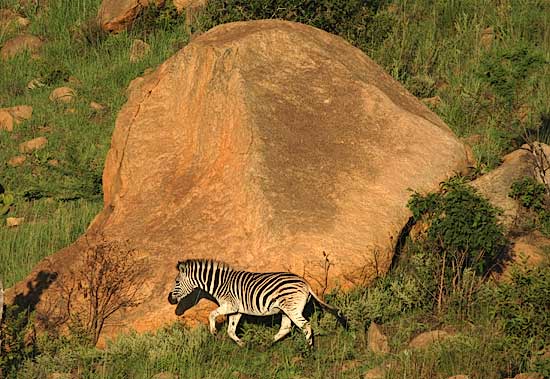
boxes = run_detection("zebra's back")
[223,271,310,316]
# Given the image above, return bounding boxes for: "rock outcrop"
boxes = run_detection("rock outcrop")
[0,34,42,59]
[7,20,470,341]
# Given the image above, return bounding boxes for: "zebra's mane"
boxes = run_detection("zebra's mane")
[176,258,234,272]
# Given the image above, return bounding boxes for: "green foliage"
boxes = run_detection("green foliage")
[133,0,185,36]
[509,176,550,236]
[489,265,550,368]
[408,177,507,275]
[479,45,546,107]
[0,306,37,377]
[510,177,547,212]
[0,192,15,215]
[193,0,394,51]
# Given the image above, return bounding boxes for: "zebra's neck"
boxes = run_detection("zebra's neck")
[190,260,234,299]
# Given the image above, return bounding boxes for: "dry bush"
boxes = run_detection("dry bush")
[61,238,143,345]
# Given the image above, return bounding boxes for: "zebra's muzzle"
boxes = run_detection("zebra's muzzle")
[168,291,179,305]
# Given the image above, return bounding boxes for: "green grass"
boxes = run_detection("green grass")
[0,199,101,288]
[1,0,550,378]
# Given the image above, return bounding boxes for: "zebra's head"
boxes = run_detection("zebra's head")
[168,261,196,305]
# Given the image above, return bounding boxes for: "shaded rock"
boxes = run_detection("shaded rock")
[0,109,14,131]
[27,78,46,89]
[6,217,24,227]
[129,38,150,62]
[151,373,179,379]
[98,0,164,33]
[470,145,550,232]
[173,0,207,11]
[7,20,470,342]
[510,231,550,268]
[19,136,47,153]
[421,95,441,108]
[47,373,72,379]
[367,322,390,354]
[3,105,33,123]
[408,330,452,349]
[1,34,43,60]
[513,373,544,379]
[49,87,76,103]
[90,101,106,111]
[8,155,26,167]
[364,366,385,379]
[0,9,30,32]
[480,27,495,49]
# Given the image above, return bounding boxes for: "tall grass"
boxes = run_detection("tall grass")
[0,199,101,287]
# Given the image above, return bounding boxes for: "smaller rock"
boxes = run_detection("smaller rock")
[447,375,470,379]
[19,136,47,153]
[513,373,544,379]
[68,76,82,86]
[480,27,495,49]
[49,87,76,103]
[1,34,43,60]
[364,365,385,379]
[421,95,442,108]
[408,330,452,349]
[6,217,24,227]
[0,9,29,31]
[6,105,33,123]
[129,39,151,62]
[8,155,26,167]
[47,159,59,167]
[367,322,390,354]
[90,101,106,111]
[27,78,46,89]
[174,0,207,12]
[17,16,30,27]
[151,373,179,379]
[0,109,14,131]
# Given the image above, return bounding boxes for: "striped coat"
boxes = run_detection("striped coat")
[168,259,347,346]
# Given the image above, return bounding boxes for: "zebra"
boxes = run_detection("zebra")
[167,259,348,347]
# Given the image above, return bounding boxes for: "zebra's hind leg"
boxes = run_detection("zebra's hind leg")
[273,314,292,343]
[227,313,244,347]
[286,313,313,347]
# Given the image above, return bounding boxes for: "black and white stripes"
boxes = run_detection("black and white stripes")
[168,259,347,347]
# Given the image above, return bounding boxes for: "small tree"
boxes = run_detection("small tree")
[407,177,508,313]
[62,239,143,345]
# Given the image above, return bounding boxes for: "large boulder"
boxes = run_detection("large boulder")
[7,20,470,341]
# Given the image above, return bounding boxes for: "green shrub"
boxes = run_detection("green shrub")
[509,176,550,236]
[478,45,546,108]
[0,305,37,378]
[192,0,394,51]
[489,265,550,371]
[408,177,507,275]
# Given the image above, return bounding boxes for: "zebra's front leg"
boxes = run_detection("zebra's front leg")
[227,313,244,347]
[208,303,238,336]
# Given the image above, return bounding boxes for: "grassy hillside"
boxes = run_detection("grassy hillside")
[1,0,549,378]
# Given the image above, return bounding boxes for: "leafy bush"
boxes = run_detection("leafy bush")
[509,176,550,236]
[490,265,550,369]
[0,305,37,378]
[479,45,546,108]
[408,177,507,275]
[192,0,394,51]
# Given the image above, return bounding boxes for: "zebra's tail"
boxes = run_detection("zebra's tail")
[309,290,349,330]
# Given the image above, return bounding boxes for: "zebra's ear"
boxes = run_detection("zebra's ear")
[176,261,185,272]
